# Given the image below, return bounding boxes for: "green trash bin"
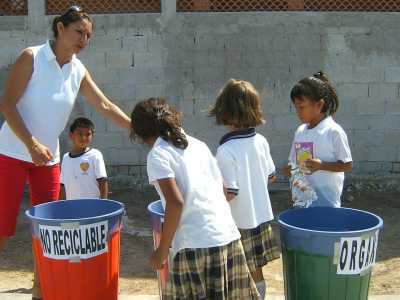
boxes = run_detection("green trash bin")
[278,207,383,300]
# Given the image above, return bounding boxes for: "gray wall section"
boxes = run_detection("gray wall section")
[1,1,400,185]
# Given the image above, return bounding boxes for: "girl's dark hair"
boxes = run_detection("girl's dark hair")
[52,6,93,38]
[209,79,265,128]
[69,117,95,133]
[130,98,188,149]
[290,71,339,115]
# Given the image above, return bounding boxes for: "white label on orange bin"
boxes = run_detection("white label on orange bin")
[336,230,379,275]
[38,221,108,260]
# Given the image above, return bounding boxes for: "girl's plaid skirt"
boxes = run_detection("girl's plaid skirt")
[163,239,260,300]
[239,221,281,273]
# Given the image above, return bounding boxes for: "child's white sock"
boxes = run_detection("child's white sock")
[256,280,266,300]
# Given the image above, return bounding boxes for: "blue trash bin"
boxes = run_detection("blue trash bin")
[148,200,168,299]
[26,199,124,300]
[278,207,383,300]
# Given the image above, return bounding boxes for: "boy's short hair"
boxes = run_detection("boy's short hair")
[69,117,95,133]
[209,79,265,128]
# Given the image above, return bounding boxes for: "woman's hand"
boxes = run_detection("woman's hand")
[28,138,53,166]
[150,247,169,270]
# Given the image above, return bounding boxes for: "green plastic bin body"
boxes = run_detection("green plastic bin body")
[278,207,383,300]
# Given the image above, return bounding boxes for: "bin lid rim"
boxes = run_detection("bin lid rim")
[25,199,125,222]
[147,199,164,217]
[278,207,383,235]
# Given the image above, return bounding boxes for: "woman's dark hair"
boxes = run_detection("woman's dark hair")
[69,117,95,133]
[209,79,265,128]
[52,6,93,38]
[130,98,188,149]
[290,71,339,115]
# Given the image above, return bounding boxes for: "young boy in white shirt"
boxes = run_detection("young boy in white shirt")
[59,117,108,200]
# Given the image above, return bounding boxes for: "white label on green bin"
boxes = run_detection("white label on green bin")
[336,231,379,275]
[38,221,108,260]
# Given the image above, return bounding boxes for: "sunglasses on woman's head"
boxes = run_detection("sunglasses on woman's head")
[64,5,82,15]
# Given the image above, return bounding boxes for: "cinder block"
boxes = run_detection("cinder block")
[356,98,384,115]
[131,67,163,84]
[384,67,400,83]
[79,51,107,70]
[271,114,300,131]
[385,99,400,114]
[105,146,146,165]
[101,83,135,101]
[134,52,163,68]
[353,66,384,83]
[123,35,147,52]
[368,83,398,99]
[90,36,122,50]
[91,133,124,150]
[336,83,369,100]
[107,51,134,69]
[351,130,384,146]
[147,35,163,52]
[135,84,166,99]
[366,146,397,162]
[383,130,400,146]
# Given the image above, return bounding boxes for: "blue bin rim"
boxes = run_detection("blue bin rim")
[25,199,125,222]
[278,207,383,236]
[147,200,164,217]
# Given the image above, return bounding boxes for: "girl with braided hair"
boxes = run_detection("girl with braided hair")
[284,71,353,207]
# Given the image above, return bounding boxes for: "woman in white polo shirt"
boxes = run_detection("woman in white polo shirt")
[0,6,130,299]
[130,98,260,299]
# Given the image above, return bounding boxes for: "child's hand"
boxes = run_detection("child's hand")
[304,159,322,173]
[150,247,169,270]
[282,164,292,177]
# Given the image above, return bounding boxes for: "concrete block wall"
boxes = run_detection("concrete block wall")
[1,0,400,186]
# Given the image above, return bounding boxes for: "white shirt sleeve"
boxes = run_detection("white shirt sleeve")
[264,141,276,176]
[94,151,107,179]
[288,141,296,166]
[216,146,239,194]
[332,129,353,163]
[60,155,66,184]
[147,149,175,185]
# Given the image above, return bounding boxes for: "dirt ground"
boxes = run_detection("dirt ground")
[0,188,399,296]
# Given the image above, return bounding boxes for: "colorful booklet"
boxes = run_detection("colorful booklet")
[295,142,313,165]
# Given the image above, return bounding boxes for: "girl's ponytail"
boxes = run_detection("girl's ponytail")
[313,71,339,115]
[131,98,188,149]
[156,106,188,149]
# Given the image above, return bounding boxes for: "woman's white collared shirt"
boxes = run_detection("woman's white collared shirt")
[0,41,86,164]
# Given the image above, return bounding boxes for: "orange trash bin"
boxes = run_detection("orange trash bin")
[26,199,124,300]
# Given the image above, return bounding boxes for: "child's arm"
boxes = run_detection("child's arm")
[268,175,277,183]
[150,177,184,270]
[282,164,292,177]
[97,179,108,199]
[223,186,236,201]
[59,184,66,200]
[305,159,352,173]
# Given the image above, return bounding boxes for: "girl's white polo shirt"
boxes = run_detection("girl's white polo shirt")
[216,128,276,229]
[147,135,240,258]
